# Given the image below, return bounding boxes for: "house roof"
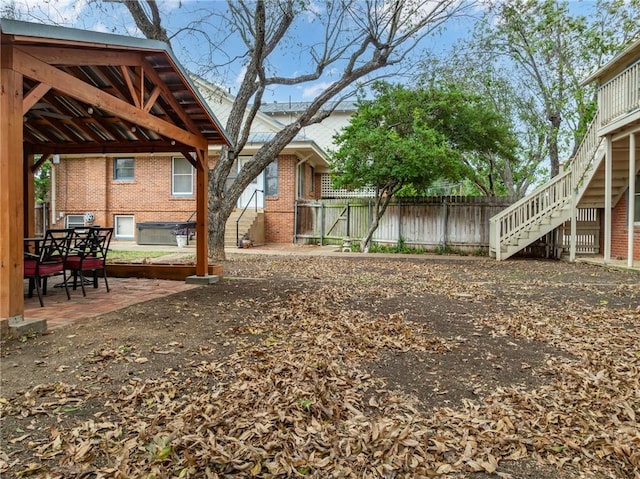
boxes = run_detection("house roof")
[1,18,232,155]
[260,100,357,115]
[581,36,640,86]
[191,75,331,167]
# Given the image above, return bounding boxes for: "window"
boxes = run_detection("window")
[114,158,134,180]
[172,157,194,196]
[297,162,306,198]
[65,215,85,229]
[114,215,134,239]
[265,159,278,197]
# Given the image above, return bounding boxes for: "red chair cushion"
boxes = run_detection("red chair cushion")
[37,263,64,276]
[24,259,37,276]
[65,256,103,269]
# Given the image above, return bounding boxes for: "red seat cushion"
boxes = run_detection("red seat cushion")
[24,259,37,276]
[65,256,103,269]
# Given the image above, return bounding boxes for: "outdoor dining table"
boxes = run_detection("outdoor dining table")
[24,237,44,253]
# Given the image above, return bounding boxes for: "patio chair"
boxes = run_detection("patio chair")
[24,228,74,307]
[65,227,113,296]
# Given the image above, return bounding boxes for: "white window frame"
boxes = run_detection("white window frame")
[265,159,278,197]
[114,157,135,181]
[65,214,85,229]
[114,215,135,239]
[172,156,194,197]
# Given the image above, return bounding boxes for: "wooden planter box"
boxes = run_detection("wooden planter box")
[107,263,223,281]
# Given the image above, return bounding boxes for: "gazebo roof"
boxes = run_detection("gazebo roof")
[0,18,232,155]
[1,18,228,327]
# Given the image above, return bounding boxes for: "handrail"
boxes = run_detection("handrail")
[599,59,640,127]
[236,189,263,246]
[490,109,602,259]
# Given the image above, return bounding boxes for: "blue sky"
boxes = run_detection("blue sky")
[1,0,602,103]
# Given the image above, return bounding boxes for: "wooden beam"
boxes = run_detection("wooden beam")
[20,45,144,67]
[181,149,198,168]
[0,50,25,322]
[30,142,185,156]
[120,65,141,108]
[23,82,51,114]
[141,61,201,135]
[143,86,162,113]
[32,153,52,173]
[14,47,209,151]
[24,153,35,238]
[195,148,209,276]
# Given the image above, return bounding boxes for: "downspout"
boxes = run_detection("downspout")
[50,154,58,227]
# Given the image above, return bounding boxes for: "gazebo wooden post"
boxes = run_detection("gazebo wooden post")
[0,46,25,323]
[23,152,35,238]
[195,148,208,276]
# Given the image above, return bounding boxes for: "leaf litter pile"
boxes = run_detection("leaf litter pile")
[1,255,639,478]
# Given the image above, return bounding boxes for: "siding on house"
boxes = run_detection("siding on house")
[260,101,356,153]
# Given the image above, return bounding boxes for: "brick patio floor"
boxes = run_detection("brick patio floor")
[24,277,199,329]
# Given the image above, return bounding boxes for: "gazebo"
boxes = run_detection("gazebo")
[0,19,232,332]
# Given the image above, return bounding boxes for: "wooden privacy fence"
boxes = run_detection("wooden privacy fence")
[295,197,516,251]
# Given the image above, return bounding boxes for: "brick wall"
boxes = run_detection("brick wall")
[53,155,201,236]
[610,191,640,260]
[54,153,310,244]
[264,155,296,243]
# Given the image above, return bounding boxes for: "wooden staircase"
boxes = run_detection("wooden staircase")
[224,209,261,248]
[490,112,609,260]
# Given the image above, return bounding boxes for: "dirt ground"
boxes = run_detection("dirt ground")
[1,254,639,478]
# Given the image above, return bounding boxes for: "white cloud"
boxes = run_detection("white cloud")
[302,81,334,99]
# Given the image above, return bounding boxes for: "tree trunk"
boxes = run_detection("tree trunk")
[360,194,393,253]
[207,183,235,261]
[548,112,561,177]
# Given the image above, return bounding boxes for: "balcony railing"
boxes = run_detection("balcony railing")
[599,59,640,128]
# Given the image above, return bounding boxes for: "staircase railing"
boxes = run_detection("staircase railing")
[599,59,640,127]
[236,189,263,247]
[490,111,602,260]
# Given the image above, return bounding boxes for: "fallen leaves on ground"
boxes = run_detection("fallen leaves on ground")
[1,256,639,478]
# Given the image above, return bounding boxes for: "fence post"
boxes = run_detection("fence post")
[441,197,448,248]
[320,202,325,246]
[367,199,373,250]
[397,201,402,245]
[346,201,350,238]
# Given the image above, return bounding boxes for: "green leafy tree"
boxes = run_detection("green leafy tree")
[471,0,640,178]
[418,54,545,198]
[34,160,51,204]
[330,82,516,252]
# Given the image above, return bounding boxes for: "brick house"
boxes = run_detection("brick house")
[490,37,640,265]
[50,77,356,246]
